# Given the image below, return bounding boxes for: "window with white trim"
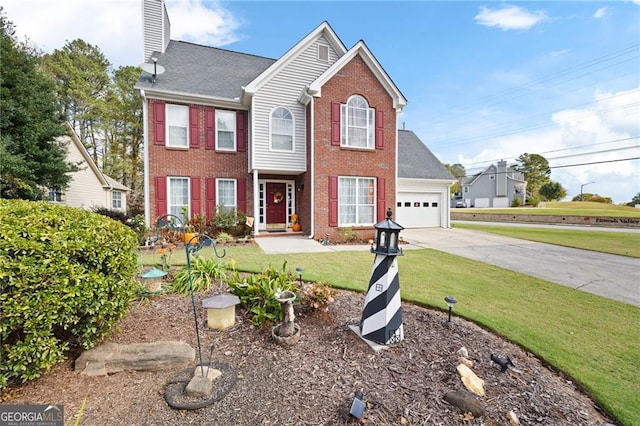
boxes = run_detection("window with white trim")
[216,110,236,151]
[270,107,294,151]
[216,178,236,212]
[166,104,188,148]
[112,191,122,209]
[338,177,375,226]
[48,188,64,203]
[168,177,189,222]
[318,44,329,61]
[341,95,374,149]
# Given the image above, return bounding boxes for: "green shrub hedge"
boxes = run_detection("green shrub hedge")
[0,200,139,389]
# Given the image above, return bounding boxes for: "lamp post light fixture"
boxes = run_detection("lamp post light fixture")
[295,266,304,287]
[445,295,458,322]
[580,181,595,201]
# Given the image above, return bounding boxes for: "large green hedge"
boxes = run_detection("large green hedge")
[0,200,139,388]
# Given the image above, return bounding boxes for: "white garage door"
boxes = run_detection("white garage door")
[396,192,441,228]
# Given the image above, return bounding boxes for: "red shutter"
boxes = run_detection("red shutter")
[155,176,167,218]
[205,178,216,219]
[237,110,247,152]
[377,177,386,221]
[375,109,384,149]
[205,107,215,149]
[191,177,201,215]
[329,175,338,227]
[154,101,165,146]
[237,178,247,212]
[331,102,341,146]
[189,106,200,148]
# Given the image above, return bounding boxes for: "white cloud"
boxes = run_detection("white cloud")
[165,0,241,47]
[457,86,640,203]
[593,7,608,19]
[550,49,570,57]
[475,5,546,30]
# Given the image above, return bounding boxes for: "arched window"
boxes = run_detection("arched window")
[270,107,294,151]
[341,95,374,148]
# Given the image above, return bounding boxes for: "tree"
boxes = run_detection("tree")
[539,181,567,201]
[42,39,111,165]
[513,153,551,196]
[0,11,76,200]
[444,163,466,196]
[627,192,640,207]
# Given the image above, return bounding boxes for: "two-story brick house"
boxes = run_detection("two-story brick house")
[136,0,453,239]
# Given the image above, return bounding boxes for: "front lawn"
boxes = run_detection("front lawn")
[140,243,640,425]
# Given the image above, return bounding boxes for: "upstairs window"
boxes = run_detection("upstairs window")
[318,44,329,62]
[216,110,236,151]
[166,104,188,148]
[341,95,374,149]
[270,107,294,151]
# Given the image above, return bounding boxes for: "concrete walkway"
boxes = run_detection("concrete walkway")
[255,227,640,307]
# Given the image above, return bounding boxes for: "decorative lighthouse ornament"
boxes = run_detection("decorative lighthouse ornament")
[360,207,404,345]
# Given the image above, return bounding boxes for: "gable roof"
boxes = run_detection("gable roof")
[64,123,130,192]
[243,21,347,98]
[308,40,407,110]
[463,163,526,186]
[398,130,455,180]
[134,41,276,105]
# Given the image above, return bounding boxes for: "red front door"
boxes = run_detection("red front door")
[266,183,287,226]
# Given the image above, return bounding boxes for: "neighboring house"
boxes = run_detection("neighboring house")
[49,123,130,211]
[135,0,453,239]
[396,129,455,228]
[461,160,526,208]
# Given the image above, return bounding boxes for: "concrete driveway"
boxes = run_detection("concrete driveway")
[401,227,640,307]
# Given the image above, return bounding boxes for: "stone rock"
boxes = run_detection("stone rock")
[193,366,222,381]
[458,356,474,368]
[185,375,213,397]
[456,364,485,396]
[75,341,195,376]
[457,347,469,358]
[443,390,486,417]
[508,410,520,425]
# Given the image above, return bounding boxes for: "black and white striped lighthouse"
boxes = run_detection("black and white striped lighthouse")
[360,208,404,345]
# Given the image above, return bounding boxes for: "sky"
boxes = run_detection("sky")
[3,0,639,204]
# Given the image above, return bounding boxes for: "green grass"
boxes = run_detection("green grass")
[140,242,640,425]
[456,201,640,217]
[453,223,640,258]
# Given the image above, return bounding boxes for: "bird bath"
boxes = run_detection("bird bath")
[272,290,301,346]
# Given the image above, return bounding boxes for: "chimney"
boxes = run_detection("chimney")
[496,160,507,196]
[142,0,171,63]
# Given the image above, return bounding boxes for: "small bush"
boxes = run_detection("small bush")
[226,262,298,326]
[526,195,540,207]
[171,257,227,295]
[299,281,335,312]
[511,197,522,207]
[0,200,138,389]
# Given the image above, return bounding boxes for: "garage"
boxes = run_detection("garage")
[396,192,442,228]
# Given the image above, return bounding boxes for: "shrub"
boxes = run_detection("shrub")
[299,281,335,312]
[0,200,138,389]
[226,262,298,326]
[171,257,227,295]
[511,197,522,207]
[526,195,540,207]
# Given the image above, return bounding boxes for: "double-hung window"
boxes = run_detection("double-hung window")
[166,104,188,148]
[216,110,236,151]
[168,177,189,222]
[338,177,375,226]
[270,107,294,151]
[341,95,374,149]
[216,178,236,212]
[112,191,122,209]
[48,188,64,203]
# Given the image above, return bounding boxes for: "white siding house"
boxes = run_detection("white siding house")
[51,124,130,211]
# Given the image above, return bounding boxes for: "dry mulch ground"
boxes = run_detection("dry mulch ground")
[3,287,613,425]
